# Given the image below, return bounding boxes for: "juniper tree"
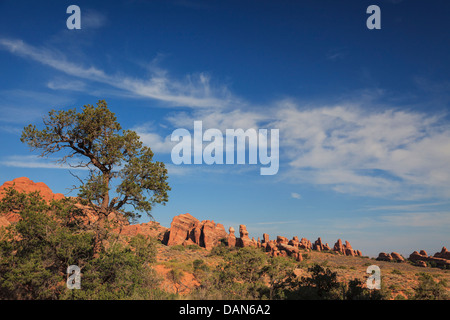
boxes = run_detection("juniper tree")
[20,100,170,222]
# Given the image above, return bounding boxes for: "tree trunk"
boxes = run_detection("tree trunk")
[100,172,110,212]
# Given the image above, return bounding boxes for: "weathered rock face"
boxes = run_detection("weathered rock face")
[227,227,236,247]
[299,238,312,250]
[165,213,199,246]
[115,221,167,241]
[390,252,405,262]
[1,178,369,260]
[376,252,404,262]
[333,239,345,254]
[409,249,450,268]
[376,252,393,262]
[0,177,66,225]
[164,213,228,249]
[434,247,450,260]
[416,260,427,268]
[0,177,64,203]
[0,177,132,231]
[202,220,227,250]
[235,224,257,248]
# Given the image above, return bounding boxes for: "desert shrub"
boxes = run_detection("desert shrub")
[170,244,186,251]
[413,273,449,300]
[261,256,298,299]
[193,259,209,272]
[391,269,403,275]
[344,278,386,300]
[186,244,202,251]
[0,188,165,300]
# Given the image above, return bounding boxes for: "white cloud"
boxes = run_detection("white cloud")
[0,155,88,170]
[0,37,237,109]
[270,103,450,199]
[379,211,450,228]
[133,124,175,154]
[82,9,108,29]
[47,79,86,91]
[3,37,450,200]
[291,192,302,199]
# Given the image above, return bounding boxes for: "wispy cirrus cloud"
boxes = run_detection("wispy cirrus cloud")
[160,98,450,199]
[0,155,89,170]
[291,192,302,199]
[0,37,237,109]
[3,37,450,201]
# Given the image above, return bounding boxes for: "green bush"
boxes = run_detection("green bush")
[413,273,449,300]
[0,188,166,300]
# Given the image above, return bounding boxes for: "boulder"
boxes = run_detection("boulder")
[277,236,289,245]
[376,252,393,262]
[391,252,405,262]
[299,238,312,250]
[434,247,450,260]
[278,243,299,256]
[416,260,427,268]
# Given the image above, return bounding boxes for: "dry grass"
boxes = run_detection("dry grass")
[152,243,450,299]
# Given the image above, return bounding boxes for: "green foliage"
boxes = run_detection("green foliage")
[298,264,342,299]
[20,100,170,222]
[170,244,186,251]
[262,256,298,299]
[344,278,386,300]
[391,269,403,275]
[193,259,209,272]
[186,244,202,251]
[413,273,449,300]
[0,189,165,300]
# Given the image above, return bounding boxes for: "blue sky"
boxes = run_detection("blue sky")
[1,0,450,257]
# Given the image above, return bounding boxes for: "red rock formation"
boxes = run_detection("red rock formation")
[236,224,257,248]
[201,220,224,250]
[333,239,345,254]
[434,247,450,260]
[376,252,393,262]
[277,236,289,245]
[314,237,323,251]
[165,213,199,246]
[409,249,450,268]
[0,177,64,203]
[227,227,236,247]
[164,213,228,249]
[416,260,427,268]
[344,240,354,256]
[0,177,66,225]
[0,177,132,230]
[390,252,405,262]
[116,221,167,241]
[299,238,312,250]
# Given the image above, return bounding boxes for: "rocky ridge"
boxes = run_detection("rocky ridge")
[1,177,448,269]
[162,213,363,260]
